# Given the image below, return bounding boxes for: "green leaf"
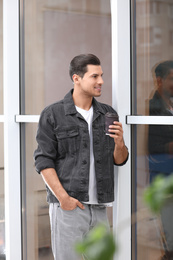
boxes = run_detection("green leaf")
[75,224,117,260]
[143,174,173,214]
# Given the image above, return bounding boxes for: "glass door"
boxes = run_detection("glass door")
[20,1,112,259]
[129,0,173,259]
[3,1,131,259]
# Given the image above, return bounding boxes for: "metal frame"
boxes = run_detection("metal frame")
[126,115,173,125]
[111,1,131,260]
[3,1,22,260]
[0,115,4,122]
[15,115,40,123]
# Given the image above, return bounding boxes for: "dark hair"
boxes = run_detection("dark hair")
[69,54,101,81]
[155,60,173,78]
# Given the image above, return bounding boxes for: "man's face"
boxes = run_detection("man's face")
[160,69,173,98]
[77,65,104,97]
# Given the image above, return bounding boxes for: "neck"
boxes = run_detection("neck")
[72,88,93,111]
[158,89,172,108]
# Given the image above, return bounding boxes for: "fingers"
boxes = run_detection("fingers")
[76,201,85,210]
[109,121,122,130]
[108,122,123,136]
[108,122,124,146]
[60,196,85,211]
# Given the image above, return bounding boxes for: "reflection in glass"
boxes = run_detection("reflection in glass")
[133,0,173,116]
[22,1,112,260]
[132,0,173,260]
[0,124,5,259]
[148,61,173,258]
[134,125,165,260]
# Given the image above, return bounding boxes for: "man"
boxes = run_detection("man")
[148,61,173,181]
[34,54,128,260]
[148,60,173,259]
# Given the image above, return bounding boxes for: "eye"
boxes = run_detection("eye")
[93,74,99,79]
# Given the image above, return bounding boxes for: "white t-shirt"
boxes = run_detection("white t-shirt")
[76,105,113,207]
[76,105,97,204]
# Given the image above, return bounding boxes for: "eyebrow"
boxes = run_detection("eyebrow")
[90,73,103,77]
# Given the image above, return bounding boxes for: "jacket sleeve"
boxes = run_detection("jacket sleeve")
[34,107,57,173]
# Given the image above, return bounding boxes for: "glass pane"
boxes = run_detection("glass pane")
[0,124,5,259]
[133,124,173,260]
[132,1,173,260]
[0,0,3,114]
[22,124,53,260]
[23,125,114,260]
[22,1,112,260]
[132,0,173,115]
[23,0,112,115]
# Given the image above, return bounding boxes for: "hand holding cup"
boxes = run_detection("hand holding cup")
[105,112,119,135]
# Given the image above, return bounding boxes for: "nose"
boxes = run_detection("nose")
[98,76,104,85]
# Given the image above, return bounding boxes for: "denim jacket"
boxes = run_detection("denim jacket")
[34,89,128,203]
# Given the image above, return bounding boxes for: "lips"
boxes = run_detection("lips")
[95,86,102,91]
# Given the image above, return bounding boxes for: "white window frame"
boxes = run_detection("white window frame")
[0,115,4,122]
[3,1,21,260]
[111,1,131,259]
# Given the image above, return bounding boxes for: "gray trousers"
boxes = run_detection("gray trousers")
[49,203,110,260]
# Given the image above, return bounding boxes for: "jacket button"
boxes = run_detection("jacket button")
[82,160,87,165]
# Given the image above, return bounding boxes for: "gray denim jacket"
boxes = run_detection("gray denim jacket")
[34,89,128,203]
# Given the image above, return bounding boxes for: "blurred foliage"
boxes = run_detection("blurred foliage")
[75,174,173,259]
[143,174,173,214]
[75,224,116,260]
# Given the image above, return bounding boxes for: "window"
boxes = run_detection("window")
[132,0,173,259]
[21,1,112,259]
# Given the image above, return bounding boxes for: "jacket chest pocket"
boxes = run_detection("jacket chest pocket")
[99,124,115,152]
[105,133,115,149]
[55,126,79,155]
[94,123,115,153]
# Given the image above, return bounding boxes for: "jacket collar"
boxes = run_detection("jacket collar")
[64,89,105,116]
[152,90,168,110]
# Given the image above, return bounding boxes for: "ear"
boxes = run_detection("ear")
[156,76,163,88]
[72,74,80,84]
